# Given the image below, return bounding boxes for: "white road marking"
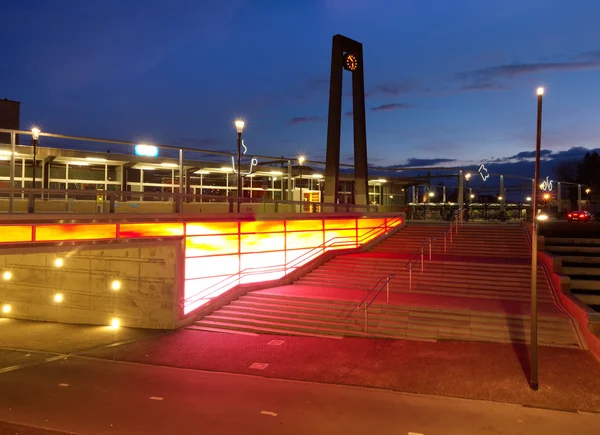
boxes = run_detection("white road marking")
[58,383,70,387]
[408,432,424,435]
[149,396,164,401]
[267,340,285,346]
[249,362,269,370]
[260,411,278,417]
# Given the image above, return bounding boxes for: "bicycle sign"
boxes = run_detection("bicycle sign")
[540,176,553,192]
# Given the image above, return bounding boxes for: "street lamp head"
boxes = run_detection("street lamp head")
[234,120,245,134]
[498,196,503,201]
[543,193,550,200]
[585,188,591,194]
[428,191,435,197]
[526,196,532,202]
[31,127,41,140]
[298,155,306,165]
[470,194,475,199]
[536,87,545,96]
[465,173,471,181]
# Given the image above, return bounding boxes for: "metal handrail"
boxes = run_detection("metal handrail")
[357,273,395,333]
[0,187,379,214]
[403,208,465,289]
[182,215,404,308]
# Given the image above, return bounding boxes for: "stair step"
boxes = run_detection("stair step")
[219,304,573,332]
[240,294,567,322]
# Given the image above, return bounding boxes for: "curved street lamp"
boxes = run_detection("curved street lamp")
[234,120,245,212]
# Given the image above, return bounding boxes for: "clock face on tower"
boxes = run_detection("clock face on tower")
[343,53,358,71]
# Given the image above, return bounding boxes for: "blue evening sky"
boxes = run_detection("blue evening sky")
[2,0,600,172]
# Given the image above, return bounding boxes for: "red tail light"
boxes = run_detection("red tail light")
[568,213,572,218]
[580,213,585,218]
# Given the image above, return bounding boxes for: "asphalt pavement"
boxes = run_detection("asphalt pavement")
[1,356,599,435]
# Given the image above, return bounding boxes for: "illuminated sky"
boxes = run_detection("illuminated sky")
[2,0,600,174]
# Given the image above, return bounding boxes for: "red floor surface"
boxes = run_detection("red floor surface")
[83,329,600,413]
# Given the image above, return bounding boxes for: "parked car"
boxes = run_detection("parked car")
[567,211,593,222]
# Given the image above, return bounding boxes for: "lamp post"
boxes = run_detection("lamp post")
[29,127,41,213]
[530,86,544,391]
[465,173,471,201]
[298,155,306,212]
[234,120,245,212]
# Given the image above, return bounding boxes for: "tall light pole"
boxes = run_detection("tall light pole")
[530,86,544,391]
[29,127,41,214]
[298,155,306,211]
[234,120,245,212]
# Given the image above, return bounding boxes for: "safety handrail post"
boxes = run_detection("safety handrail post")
[387,279,390,304]
[420,247,424,272]
[429,238,432,260]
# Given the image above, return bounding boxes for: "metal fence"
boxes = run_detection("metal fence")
[0,187,378,215]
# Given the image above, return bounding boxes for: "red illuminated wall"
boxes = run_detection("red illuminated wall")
[0,216,402,316]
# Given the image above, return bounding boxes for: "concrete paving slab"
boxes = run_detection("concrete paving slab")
[0,319,161,354]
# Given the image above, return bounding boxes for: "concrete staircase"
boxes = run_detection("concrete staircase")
[545,237,600,308]
[192,223,583,349]
[372,224,530,258]
[296,255,553,303]
[191,290,580,348]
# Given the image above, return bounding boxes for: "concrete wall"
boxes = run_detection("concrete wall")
[0,241,181,329]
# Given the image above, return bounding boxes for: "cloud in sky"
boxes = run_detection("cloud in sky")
[366,81,419,97]
[456,49,600,87]
[286,116,322,126]
[370,103,413,112]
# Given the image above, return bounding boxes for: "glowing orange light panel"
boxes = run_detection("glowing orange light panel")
[36,224,117,242]
[0,225,33,243]
[119,223,184,238]
[182,216,401,315]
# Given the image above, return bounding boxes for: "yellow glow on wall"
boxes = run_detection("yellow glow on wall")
[241,221,285,233]
[324,219,357,230]
[241,232,285,253]
[0,225,33,243]
[36,224,117,242]
[186,234,240,257]
[185,255,240,280]
[325,229,357,250]
[286,231,324,250]
[186,222,239,236]
[357,218,386,229]
[285,220,323,231]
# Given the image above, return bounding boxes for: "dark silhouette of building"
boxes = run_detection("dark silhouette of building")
[0,99,20,145]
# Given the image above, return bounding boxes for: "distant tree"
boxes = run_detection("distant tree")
[577,152,600,190]
[553,160,579,183]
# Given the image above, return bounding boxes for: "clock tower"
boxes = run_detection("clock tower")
[324,34,368,206]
